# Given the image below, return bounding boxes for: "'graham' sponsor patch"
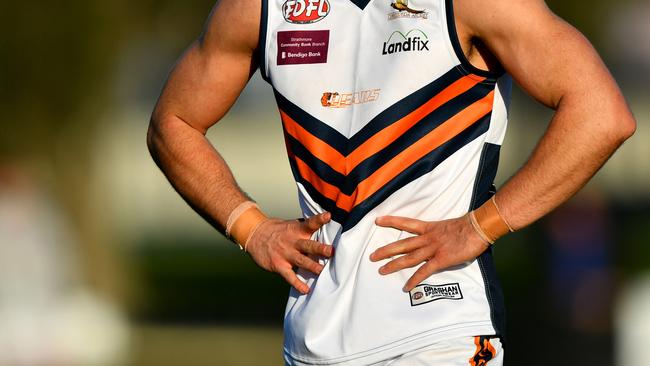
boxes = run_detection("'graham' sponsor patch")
[277,30,329,66]
[409,283,463,306]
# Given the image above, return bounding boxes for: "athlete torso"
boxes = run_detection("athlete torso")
[259,0,511,364]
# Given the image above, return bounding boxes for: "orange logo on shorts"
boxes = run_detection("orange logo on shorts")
[469,336,496,366]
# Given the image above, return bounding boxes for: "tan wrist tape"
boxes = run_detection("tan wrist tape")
[225,201,268,250]
[469,196,514,245]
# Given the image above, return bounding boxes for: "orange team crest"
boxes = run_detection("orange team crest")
[469,336,496,366]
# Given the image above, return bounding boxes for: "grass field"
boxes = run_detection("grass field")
[131,325,285,366]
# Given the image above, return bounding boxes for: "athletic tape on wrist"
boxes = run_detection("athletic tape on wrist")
[226,201,257,237]
[469,196,514,245]
[225,201,267,251]
[468,212,493,246]
[243,218,269,252]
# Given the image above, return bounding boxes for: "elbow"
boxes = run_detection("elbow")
[609,110,636,146]
[597,97,636,146]
[146,120,157,155]
[147,114,164,160]
[618,114,636,142]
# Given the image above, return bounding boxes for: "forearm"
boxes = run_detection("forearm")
[147,114,252,234]
[495,93,635,231]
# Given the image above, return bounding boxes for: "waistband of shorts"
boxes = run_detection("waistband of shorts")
[283,321,496,366]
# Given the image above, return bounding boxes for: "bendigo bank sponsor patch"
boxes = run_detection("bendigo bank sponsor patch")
[277,30,330,65]
[409,283,463,306]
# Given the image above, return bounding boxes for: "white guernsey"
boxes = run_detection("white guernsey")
[259,0,511,364]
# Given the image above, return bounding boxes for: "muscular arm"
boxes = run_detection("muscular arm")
[148,0,260,229]
[148,0,332,294]
[372,0,635,291]
[457,0,636,229]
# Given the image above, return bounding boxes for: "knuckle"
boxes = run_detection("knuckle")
[284,272,297,283]
[270,255,286,272]
[393,256,407,266]
[319,244,330,255]
[294,239,306,250]
[305,240,317,252]
[309,262,321,273]
[294,255,307,267]
[287,275,300,288]
[425,258,440,271]
[272,262,284,274]
[424,222,435,232]
[403,255,420,267]
[269,260,280,272]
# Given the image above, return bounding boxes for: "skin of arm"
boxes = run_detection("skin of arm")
[370,0,636,291]
[148,0,333,295]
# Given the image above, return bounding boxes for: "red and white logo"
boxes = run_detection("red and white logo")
[412,291,424,301]
[282,0,330,24]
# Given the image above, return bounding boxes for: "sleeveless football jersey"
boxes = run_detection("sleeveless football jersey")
[258,0,511,364]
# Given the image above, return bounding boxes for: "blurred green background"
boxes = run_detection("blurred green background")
[1,0,649,365]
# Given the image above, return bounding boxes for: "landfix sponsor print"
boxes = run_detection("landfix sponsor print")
[382,29,430,55]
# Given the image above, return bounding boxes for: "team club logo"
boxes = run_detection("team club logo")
[382,29,429,55]
[321,89,381,108]
[409,283,463,306]
[283,0,330,24]
[388,0,428,20]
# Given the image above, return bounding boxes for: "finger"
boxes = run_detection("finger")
[277,267,310,294]
[378,248,429,275]
[297,239,334,257]
[303,212,331,232]
[370,236,423,262]
[403,258,441,292]
[375,215,427,234]
[290,251,325,275]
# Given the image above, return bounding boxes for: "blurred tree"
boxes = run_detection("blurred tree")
[0,0,214,303]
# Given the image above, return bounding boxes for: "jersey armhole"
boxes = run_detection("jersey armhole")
[258,0,271,83]
[443,0,504,80]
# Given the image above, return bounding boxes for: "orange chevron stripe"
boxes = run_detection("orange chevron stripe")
[347,91,495,209]
[292,91,495,212]
[281,110,347,174]
[294,156,344,204]
[281,75,484,175]
[346,75,484,171]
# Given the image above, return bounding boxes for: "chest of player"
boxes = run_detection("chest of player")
[263,0,458,107]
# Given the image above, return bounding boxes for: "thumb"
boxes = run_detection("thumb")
[303,212,331,232]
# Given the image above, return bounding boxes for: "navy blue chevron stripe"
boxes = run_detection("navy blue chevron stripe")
[274,89,349,154]
[284,144,349,222]
[341,86,492,194]
[283,81,493,196]
[287,113,493,230]
[348,0,371,10]
[341,113,493,230]
[274,67,469,156]
[284,132,347,187]
[342,84,493,195]
[347,68,465,150]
